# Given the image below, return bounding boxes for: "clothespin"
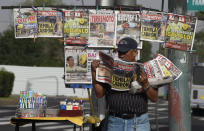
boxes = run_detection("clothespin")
[120,6,122,13]
[31,5,37,12]
[96,5,98,14]
[43,3,45,10]
[18,3,21,12]
[86,6,89,13]
[74,5,76,13]
[147,7,150,13]
[173,8,176,15]
[139,7,142,15]
[190,13,193,22]
[33,34,36,43]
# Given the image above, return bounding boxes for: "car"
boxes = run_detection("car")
[191,65,204,113]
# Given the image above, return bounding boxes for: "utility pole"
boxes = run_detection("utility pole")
[168,0,191,131]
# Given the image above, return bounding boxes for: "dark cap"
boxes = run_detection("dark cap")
[117,37,138,53]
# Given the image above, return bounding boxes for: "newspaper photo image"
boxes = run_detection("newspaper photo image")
[13,8,37,38]
[63,9,89,45]
[88,10,115,48]
[141,11,167,42]
[164,13,197,51]
[116,11,143,49]
[37,7,63,37]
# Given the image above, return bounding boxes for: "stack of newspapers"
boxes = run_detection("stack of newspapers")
[96,51,182,91]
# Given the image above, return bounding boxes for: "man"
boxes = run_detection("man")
[66,56,86,73]
[91,37,158,131]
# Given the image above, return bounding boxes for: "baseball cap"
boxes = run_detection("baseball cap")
[117,37,138,53]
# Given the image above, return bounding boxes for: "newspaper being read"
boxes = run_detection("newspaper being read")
[144,54,182,86]
[96,51,141,91]
[96,52,182,90]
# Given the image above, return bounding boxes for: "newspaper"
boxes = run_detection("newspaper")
[164,13,197,51]
[64,46,90,84]
[88,10,115,48]
[144,54,182,86]
[64,47,113,84]
[140,11,167,42]
[116,11,143,49]
[13,8,37,38]
[37,7,63,37]
[63,9,89,45]
[96,51,141,91]
[96,52,182,90]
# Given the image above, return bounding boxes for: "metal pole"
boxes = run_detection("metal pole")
[168,49,191,131]
[168,0,191,131]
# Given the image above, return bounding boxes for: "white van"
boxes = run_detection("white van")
[191,65,204,111]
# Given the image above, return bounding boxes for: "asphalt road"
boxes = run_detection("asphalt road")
[0,98,204,131]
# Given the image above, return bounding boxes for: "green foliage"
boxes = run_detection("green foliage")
[140,41,152,62]
[0,69,15,97]
[0,26,64,67]
[192,31,204,63]
[195,12,204,20]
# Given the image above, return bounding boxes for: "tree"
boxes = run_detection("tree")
[193,31,204,63]
[140,41,152,62]
[0,26,64,67]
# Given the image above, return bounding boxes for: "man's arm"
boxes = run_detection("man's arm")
[139,70,158,102]
[91,60,105,98]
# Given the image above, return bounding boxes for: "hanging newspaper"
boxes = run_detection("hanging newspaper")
[140,11,167,42]
[88,10,115,48]
[64,9,89,45]
[116,11,143,49]
[64,46,91,84]
[64,46,113,84]
[37,7,63,37]
[164,13,197,51]
[13,8,37,38]
[144,54,182,86]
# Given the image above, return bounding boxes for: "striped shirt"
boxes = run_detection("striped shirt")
[105,85,148,114]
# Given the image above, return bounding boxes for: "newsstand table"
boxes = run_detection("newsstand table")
[10,116,83,131]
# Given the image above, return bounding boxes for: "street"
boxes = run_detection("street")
[0,98,204,131]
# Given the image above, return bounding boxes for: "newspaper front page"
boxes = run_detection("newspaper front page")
[63,9,89,45]
[37,7,63,37]
[14,8,37,38]
[164,13,197,51]
[88,10,115,48]
[141,11,167,42]
[64,46,91,84]
[116,11,143,49]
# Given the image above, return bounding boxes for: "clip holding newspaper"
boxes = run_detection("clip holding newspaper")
[96,52,183,91]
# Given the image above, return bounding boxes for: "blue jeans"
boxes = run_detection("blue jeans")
[107,113,150,131]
